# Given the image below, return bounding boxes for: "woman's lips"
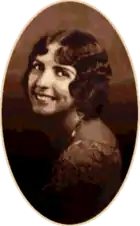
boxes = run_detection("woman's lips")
[33,92,57,102]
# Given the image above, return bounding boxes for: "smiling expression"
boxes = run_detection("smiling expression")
[28,42,77,116]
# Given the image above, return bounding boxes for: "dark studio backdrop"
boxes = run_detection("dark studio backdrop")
[2,2,138,210]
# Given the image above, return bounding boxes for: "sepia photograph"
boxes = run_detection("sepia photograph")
[1,1,138,224]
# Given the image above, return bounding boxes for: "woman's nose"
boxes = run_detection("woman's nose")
[36,68,55,88]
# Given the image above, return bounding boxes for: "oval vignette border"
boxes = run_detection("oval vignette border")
[0,0,140,225]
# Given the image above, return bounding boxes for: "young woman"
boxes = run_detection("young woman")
[23,29,121,224]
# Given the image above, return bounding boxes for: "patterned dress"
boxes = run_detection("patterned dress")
[41,136,121,224]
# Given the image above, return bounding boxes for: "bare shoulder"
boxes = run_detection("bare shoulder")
[77,118,117,147]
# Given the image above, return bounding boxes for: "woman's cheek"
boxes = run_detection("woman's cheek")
[28,73,38,88]
[55,80,70,93]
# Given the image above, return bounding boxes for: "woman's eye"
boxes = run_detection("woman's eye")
[57,71,64,77]
[32,62,43,71]
[55,67,69,78]
[32,63,39,70]
[34,65,39,70]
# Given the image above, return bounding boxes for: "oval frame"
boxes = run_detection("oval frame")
[0,0,140,226]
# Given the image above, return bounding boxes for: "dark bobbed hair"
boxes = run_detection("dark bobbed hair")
[23,29,112,119]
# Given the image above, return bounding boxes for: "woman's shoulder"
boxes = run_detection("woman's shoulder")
[76,118,117,148]
[61,121,121,170]
[64,118,121,166]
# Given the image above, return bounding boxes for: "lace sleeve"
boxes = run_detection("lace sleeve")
[46,139,121,193]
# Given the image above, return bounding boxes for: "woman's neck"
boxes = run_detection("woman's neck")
[36,108,81,142]
[62,108,80,134]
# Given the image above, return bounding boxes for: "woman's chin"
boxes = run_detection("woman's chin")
[32,105,57,116]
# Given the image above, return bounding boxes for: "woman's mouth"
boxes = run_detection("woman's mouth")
[34,93,57,102]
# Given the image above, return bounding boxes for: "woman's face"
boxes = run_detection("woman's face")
[28,42,77,116]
